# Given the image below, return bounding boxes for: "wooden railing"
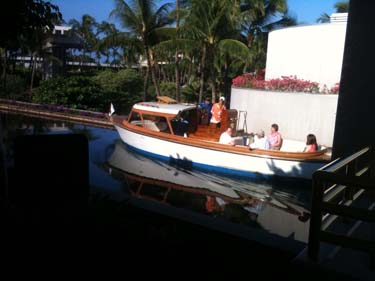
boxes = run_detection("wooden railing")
[308,146,375,267]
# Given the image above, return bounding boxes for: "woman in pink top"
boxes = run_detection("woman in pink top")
[267,123,282,150]
[303,134,318,152]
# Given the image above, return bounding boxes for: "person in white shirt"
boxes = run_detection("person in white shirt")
[219,127,235,145]
[250,129,270,149]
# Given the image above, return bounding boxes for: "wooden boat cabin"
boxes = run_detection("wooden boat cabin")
[125,96,237,142]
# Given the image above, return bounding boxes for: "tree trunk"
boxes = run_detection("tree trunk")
[147,48,161,96]
[1,49,7,92]
[175,56,180,101]
[198,45,207,103]
[143,66,149,101]
[222,58,231,108]
[175,0,181,102]
[29,54,37,99]
[210,79,217,103]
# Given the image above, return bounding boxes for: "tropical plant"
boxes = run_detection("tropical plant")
[93,69,143,113]
[110,0,173,100]
[181,0,251,102]
[33,75,106,111]
[334,1,349,13]
[0,0,61,98]
[240,0,296,71]
[316,13,330,23]
[68,14,98,67]
[316,0,349,23]
[97,22,117,66]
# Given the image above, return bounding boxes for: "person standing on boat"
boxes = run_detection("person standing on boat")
[267,124,282,150]
[303,134,318,152]
[210,97,226,128]
[199,98,213,125]
[219,127,235,145]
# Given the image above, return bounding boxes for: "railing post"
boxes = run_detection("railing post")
[370,146,375,178]
[345,160,356,201]
[308,173,324,261]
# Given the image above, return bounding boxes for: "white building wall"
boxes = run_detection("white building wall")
[265,23,347,89]
[230,88,338,147]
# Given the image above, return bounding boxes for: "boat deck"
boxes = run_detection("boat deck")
[189,124,223,142]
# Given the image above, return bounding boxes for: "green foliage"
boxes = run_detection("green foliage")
[0,0,62,49]
[181,80,200,103]
[93,69,143,113]
[334,1,349,13]
[33,75,106,111]
[33,69,144,113]
[159,82,176,98]
[0,75,28,100]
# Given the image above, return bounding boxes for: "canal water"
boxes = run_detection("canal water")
[0,112,313,245]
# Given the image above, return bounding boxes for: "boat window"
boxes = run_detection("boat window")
[170,117,188,136]
[143,114,171,133]
[129,111,142,126]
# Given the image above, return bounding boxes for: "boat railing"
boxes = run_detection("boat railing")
[308,146,375,268]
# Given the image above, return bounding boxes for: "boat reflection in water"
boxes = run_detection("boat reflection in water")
[107,140,311,242]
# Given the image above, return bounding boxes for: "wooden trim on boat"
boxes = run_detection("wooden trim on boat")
[112,115,330,163]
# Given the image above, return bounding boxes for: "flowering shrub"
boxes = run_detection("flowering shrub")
[329,82,340,94]
[232,70,339,94]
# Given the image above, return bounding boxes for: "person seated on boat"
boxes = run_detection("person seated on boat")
[171,116,189,136]
[198,97,213,125]
[267,123,282,150]
[249,130,270,150]
[210,97,226,128]
[219,127,235,146]
[303,133,318,152]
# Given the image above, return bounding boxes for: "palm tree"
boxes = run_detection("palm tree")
[174,0,181,101]
[316,1,349,23]
[334,1,349,13]
[96,21,127,68]
[316,13,330,23]
[68,15,97,68]
[182,0,251,102]
[110,0,173,100]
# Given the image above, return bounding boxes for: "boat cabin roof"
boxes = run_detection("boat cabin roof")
[133,102,197,115]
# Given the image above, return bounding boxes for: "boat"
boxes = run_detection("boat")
[110,96,330,179]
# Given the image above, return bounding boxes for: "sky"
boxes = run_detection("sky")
[51,0,342,26]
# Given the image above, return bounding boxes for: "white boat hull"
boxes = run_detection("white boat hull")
[114,125,325,179]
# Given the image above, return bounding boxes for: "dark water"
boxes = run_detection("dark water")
[0,112,313,243]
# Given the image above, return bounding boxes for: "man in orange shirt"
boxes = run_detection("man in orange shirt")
[210,97,226,128]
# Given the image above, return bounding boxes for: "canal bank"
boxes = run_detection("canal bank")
[0,98,113,129]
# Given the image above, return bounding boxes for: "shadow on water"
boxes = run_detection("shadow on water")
[106,140,313,241]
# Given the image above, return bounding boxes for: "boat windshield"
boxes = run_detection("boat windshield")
[171,108,198,135]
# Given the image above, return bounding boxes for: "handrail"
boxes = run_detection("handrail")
[308,146,375,267]
[316,146,371,173]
